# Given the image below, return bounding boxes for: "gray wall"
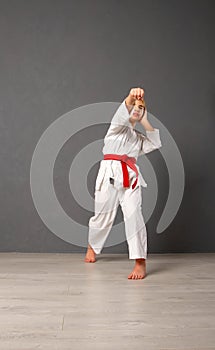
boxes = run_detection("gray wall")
[0,0,214,253]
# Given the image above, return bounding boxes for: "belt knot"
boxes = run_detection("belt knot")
[121,154,129,162]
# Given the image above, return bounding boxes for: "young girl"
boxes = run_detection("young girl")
[85,87,162,279]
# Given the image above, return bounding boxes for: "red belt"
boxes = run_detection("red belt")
[103,154,138,189]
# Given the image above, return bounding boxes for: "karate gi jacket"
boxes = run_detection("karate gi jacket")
[95,99,162,191]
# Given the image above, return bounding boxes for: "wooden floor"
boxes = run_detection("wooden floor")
[0,252,214,350]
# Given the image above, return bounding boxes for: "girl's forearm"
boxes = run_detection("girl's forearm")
[140,117,155,131]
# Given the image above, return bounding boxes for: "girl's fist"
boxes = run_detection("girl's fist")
[129,87,145,100]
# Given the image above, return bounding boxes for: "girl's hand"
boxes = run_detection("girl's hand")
[129,87,145,101]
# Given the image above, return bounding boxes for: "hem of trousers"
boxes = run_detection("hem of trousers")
[129,255,147,260]
[88,243,102,255]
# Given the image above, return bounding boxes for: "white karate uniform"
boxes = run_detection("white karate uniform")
[88,99,162,259]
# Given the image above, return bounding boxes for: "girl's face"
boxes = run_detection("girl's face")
[130,100,145,122]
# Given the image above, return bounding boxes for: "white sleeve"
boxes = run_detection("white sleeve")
[139,128,162,154]
[110,99,132,129]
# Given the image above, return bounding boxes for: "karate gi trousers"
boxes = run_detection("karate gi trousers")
[88,169,147,260]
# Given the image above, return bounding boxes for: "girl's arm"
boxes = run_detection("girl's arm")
[138,109,162,154]
[139,108,155,131]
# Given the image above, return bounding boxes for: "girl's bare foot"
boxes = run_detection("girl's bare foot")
[84,244,97,263]
[128,258,146,279]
